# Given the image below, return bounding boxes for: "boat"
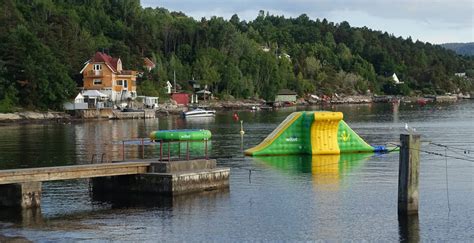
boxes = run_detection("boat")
[149,129,211,141]
[183,108,216,118]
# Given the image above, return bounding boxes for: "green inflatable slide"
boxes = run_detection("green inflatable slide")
[245,111,388,156]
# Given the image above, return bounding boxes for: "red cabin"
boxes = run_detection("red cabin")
[171,93,189,106]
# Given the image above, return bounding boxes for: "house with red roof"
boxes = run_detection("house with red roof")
[80,52,137,102]
[143,57,156,71]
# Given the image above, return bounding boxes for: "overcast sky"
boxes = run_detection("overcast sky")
[142,0,473,44]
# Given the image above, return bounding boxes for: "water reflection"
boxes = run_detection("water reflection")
[91,188,230,209]
[392,101,400,123]
[253,153,374,190]
[398,214,420,243]
[0,207,43,226]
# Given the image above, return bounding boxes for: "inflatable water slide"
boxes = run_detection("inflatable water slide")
[245,111,387,156]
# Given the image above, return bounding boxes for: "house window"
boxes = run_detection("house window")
[93,79,102,85]
[116,80,123,86]
[93,64,102,71]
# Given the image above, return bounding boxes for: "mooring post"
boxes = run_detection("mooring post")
[398,134,420,215]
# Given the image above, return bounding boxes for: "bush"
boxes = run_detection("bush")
[0,98,16,113]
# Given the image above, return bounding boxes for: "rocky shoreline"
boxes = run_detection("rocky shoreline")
[0,111,72,123]
[0,94,468,123]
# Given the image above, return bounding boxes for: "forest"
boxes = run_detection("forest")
[0,0,473,111]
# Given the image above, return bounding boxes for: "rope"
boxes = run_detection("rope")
[409,147,474,163]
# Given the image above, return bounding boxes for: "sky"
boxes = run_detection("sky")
[142,0,473,44]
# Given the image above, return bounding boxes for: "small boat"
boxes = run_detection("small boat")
[183,108,216,118]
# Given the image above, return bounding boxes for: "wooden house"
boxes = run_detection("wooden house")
[80,52,137,102]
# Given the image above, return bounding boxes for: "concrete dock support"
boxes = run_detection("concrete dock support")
[398,134,420,215]
[93,159,230,195]
[0,182,42,208]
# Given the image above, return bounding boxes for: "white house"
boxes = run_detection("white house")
[392,73,404,84]
[165,81,173,94]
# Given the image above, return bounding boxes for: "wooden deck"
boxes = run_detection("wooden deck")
[0,162,151,185]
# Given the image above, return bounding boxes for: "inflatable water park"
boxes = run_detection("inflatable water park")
[245,111,388,156]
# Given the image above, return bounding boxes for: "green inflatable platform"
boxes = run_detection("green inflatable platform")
[149,129,211,141]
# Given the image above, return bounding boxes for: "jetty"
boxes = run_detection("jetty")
[0,158,229,209]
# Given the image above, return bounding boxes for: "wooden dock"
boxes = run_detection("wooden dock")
[0,162,151,185]
[0,159,229,209]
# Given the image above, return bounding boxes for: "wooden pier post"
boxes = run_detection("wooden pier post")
[398,134,420,215]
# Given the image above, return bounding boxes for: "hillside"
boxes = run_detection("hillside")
[441,42,474,56]
[0,0,473,111]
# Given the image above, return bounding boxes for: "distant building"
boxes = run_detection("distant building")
[143,57,156,72]
[171,93,189,105]
[80,52,137,102]
[165,81,173,94]
[455,72,466,77]
[392,73,404,84]
[262,46,270,52]
[275,89,297,102]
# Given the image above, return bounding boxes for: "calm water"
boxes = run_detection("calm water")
[0,102,473,241]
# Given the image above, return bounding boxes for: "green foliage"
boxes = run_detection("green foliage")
[137,80,162,97]
[1,0,473,112]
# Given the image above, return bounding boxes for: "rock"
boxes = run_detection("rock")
[0,113,22,120]
[0,111,70,122]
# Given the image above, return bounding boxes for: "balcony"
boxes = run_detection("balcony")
[85,70,103,77]
[118,70,137,76]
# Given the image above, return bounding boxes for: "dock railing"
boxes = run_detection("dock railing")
[120,138,209,162]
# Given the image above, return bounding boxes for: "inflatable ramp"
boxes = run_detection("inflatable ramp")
[245,111,387,156]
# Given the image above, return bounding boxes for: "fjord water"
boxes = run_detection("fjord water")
[0,102,473,241]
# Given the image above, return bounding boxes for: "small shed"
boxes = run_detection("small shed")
[275,89,297,102]
[74,93,85,103]
[196,89,212,100]
[63,93,88,110]
[171,93,189,105]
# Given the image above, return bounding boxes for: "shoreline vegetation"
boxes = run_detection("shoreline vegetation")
[1,2,473,114]
[0,94,468,123]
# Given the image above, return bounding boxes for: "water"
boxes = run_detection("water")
[0,102,473,241]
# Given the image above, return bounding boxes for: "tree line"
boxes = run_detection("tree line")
[0,0,473,112]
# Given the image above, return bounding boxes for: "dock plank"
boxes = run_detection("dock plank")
[0,162,151,185]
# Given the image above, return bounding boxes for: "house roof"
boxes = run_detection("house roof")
[196,89,212,94]
[80,52,137,75]
[277,89,297,95]
[82,90,108,98]
[143,57,156,69]
[91,52,119,72]
[75,93,84,100]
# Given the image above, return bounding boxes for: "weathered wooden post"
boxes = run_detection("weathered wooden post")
[398,134,420,215]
